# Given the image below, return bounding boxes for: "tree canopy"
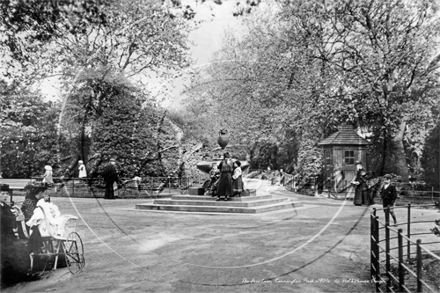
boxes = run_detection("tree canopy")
[181,0,440,184]
[0,0,439,187]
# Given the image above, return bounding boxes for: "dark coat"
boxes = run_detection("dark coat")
[217,159,233,197]
[1,201,17,240]
[353,168,370,205]
[381,184,397,202]
[103,164,118,199]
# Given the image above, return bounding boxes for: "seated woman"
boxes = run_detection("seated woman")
[21,188,40,230]
[26,194,63,254]
[0,192,18,241]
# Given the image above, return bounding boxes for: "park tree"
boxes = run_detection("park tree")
[421,123,440,189]
[181,0,440,186]
[0,81,65,177]
[185,0,440,183]
[1,0,192,176]
[182,2,328,179]
[278,0,440,181]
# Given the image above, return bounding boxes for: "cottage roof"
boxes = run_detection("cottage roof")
[317,124,370,146]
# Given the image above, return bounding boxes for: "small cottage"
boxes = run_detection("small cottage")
[317,124,370,192]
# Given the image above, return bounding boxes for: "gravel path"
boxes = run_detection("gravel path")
[5,183,427,293]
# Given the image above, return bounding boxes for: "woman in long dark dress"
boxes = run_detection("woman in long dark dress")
[353,161,370,206]
[216,153,233,201]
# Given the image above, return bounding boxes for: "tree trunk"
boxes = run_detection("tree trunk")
[56,71,82,168]
[166,117,185,177]
[389,121,409,182]
[80,112,87,162]
[380,127,388,176]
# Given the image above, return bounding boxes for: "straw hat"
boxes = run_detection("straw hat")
[44,165,52,171]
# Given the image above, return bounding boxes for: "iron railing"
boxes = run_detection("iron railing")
[370,203,440,292]
[29,176,209,198]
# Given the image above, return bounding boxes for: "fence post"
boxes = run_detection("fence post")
[385,208,391,292]
[407,203,411,261]
[374,216,380,292]
[370,213,375,281]
[398,229,405,292]
[416,239,422,292]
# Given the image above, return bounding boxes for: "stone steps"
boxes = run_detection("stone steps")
[135,194,303,214]
[151,198,287,207]
[171,194,272,201]
[135,200,301,214]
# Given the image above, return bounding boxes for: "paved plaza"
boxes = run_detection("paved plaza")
[4,183,436,293]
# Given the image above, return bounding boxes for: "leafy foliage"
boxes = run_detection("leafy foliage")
[0,0,192,178]
[181,0,440,183]
[0,81,64,177]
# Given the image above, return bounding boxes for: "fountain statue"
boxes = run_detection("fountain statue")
[196,129,249,174]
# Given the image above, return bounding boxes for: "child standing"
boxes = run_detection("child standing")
[42,165,53,186]
[232,160,243,197]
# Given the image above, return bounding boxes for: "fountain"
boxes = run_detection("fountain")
[196,129,250,174]
[135,129,303,213]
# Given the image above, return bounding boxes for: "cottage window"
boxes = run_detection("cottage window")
[344,150,355,165]
[324,149,332,165]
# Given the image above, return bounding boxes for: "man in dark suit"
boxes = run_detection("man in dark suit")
[103,158,119,200]
[381,174,398,226]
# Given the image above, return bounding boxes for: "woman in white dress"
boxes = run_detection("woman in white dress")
[78,160,87,179]
[42,165,54,186]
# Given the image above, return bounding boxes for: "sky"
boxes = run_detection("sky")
[160,0,246,108]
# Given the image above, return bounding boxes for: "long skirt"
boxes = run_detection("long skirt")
[105,181,115,199]
[232,176,243,196]
[353,187,363,205]
[217,172,232,197]
[354,187,370,205]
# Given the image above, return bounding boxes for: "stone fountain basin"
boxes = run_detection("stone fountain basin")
[196,160,250,174]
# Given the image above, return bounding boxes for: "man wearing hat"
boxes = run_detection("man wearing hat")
[380,174,398,226]
[103,158,119,200]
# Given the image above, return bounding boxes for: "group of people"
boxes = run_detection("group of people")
[0,157,118,258]
[205,152,244,201]
[352,161,398,226]
[0,184,64,256]
[43,158,119,200]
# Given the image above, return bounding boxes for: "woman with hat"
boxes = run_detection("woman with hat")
[216,152,233,201]
[352,161,371,206]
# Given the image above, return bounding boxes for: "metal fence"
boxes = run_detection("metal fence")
[370,203,440,292]
[29,176,210,198]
